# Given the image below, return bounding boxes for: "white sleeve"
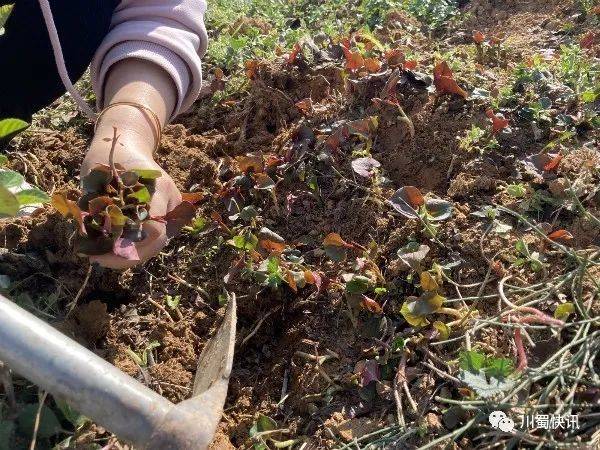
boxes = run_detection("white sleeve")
[90,0,208,122]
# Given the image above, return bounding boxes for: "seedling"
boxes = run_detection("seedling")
[513,239,546,272]
[52,129,198,260]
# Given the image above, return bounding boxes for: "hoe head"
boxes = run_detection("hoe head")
[148,294,237,449]
[0,293,237,450]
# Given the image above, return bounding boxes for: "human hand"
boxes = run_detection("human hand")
[80,129,181,270]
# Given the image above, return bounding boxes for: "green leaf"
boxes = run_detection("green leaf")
[0,118,29,139]
[506,183,527,198]
[515,239,529,256]
[128,186,151,204]
[343,274,372,294]
[0,170,24,189]
[0,4,14,30]
[485,357,514,378]
[132,169,162,180]
[581,90,598,103]
[165,295,181,310]
[0,154,7,166]
[459,350,486,372]
[554,302,575,320]
[15,188,50,206]
[55,399,88,429]
[425,198,453,221]
[0,184,19,216]
[390,335,405,351]
[400,292,444,327]
[17,404,61,439]
[433,321,451,340]
[230,233,258,251]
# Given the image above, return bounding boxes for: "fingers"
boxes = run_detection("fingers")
[89,178,181,270]
[89,220,167,270]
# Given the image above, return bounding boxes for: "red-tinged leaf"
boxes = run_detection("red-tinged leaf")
[113,238,140,261]
[285,269,298,293]
[404,60,417,70]
[580,31,597,49]
[486,109,509,134]
[245,60,259,79]
[543,154,563,172]
[361,295,383,314]
[254,173,276,190]
[433,61,468,99]
[472,30,485,44]
[364,57,382,73]
[323,232,354,249]
[265,154,284,168]
[295,98,313,114]
[52,193,87,234]
[547,229,574,241]
[164,201,197,237]
[236,153,264,173]
[88,196,113,215]
[341,46,365,71]
[181,192,205,204]
[260,239,286,253]
[356,360,380,386]
[385,49,405,67]
[351,157,381,178]
[326,126,350,151]
[288,42,302,64]
[348,117,378,136]
[389,186,425,217]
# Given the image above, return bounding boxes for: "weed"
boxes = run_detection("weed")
[458,125,499,154]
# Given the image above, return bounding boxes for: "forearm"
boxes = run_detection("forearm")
[90,59,177,159]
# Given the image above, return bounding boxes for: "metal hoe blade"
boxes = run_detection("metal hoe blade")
[0,293,237,449]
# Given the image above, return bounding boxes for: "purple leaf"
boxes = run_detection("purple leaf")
[356,359,381,386]
[351,157,381,178]
[113,238,140,261]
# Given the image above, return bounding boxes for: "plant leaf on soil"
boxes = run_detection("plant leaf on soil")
[401,292,444,327]
[425,198,453,221]
[433,61,468,99]
[389,186,425,218]
[397,242,430,271]
[0,118,28,139]
[351,157,381,178]
[554,302,575,320]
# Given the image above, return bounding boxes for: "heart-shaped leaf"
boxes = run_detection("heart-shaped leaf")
[82,166,112,194]
[389,186,425,218]
[351,157,381,178]
[165,201,197,238]
[397,242,430,271]
[400,292,444,327]
[425,198,453,221]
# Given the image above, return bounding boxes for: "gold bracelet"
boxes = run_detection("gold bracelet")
[94,102,163,155]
